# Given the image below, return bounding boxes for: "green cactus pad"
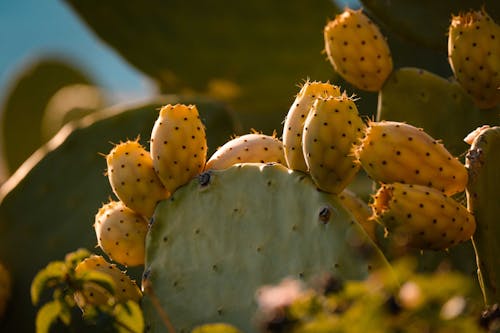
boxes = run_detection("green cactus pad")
[144,163,390,332]
[0,58,93,178]
[0,95,237,332]
[377,67,499,157]
[466,126,500,304]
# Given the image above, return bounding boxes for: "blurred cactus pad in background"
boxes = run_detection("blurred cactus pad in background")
[0,0,499,332]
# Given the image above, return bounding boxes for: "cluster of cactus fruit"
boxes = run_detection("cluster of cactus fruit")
[23,5,500,333]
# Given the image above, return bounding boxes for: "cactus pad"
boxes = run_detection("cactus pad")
[143,163,390,332]
[377,67,499,157]
[466,126,500,304]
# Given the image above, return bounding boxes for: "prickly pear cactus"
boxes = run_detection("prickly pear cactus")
[143,163,390,332]
[0,95,237,332]
[466,126,500,304]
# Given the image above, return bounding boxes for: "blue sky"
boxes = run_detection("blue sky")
[0,0,156,105]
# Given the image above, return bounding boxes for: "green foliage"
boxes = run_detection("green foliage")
[64,0,340,133]
[30,249,143,333]
[256,258,484,333]
[0,58,94,177]
[143,163,390,332]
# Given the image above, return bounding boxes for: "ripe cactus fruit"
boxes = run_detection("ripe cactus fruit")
[282,80,341,172]
[448,9,500,109]
[205,132,285,170]
[94,200,148,267]
[356,121,468,196]
[339,189,376,242]
[74,255,142,306]
[106,139,169,218]
[324,8,393,91]
[0,261,11,319]
[302,95,365,194]
[150,104,207,193]
[371,183,476,250]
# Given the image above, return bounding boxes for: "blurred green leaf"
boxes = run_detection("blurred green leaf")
[64,248,91,269]
[64,0,340,133]
[113,301,144,333]
[31,261,67,306]
[0,58,94,177]
[35,300,63,333]
[191,323,243,333]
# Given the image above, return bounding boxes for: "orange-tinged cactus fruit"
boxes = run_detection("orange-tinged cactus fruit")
[324,8,393,91]
[94,201,148,267]
[150,104,207,193]
[371,183,476,250]
[282,80,341,172]
[106,139,169,218]
[339,189,376,242]
[448,9,500,109]
[356,121,468,196]
[0,261,11,319]
[74,255,142,306]
[205,133,285,170]
[302,95,365,194]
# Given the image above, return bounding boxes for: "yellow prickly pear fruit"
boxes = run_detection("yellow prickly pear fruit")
[324,8,393,91]
[371,183,476,250]
[150,104,207,193]
[302,94,365,194]
[74,255,142,307]
[356,121,468,196]
[205,132,285,170]
[282,80,341,172]
[339,189,376,242]
[0,261,11,319]
[106,139,169,218]
[94,201,148,267]
[448,9,500,109]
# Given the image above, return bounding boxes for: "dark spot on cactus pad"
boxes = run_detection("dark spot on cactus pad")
[319,206,332,224]
[198,172,211,187]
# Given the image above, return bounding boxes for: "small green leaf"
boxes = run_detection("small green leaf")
[191,323,243,333]
[113,301,144,333]
[64,248,91,269]
[31,261,67,305]
[35,300,63,333]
